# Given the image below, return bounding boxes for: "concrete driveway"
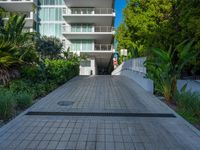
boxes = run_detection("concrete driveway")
[0,76,200,150]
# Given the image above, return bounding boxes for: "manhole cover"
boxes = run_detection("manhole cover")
[57,101,74,106]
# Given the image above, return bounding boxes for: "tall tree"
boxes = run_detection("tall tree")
[116,0,200,76]
[116,0,175,56]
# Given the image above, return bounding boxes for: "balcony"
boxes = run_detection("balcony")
[22,27,36,32]
[63,8,115,15]
[64,0,115,8]
[63,26,115,33]
[94,44,113,51]
[0,0,37,12]
[62,8,115,25]
[3,12,37,28]
[62,25,115,41]
[65,44,114,52]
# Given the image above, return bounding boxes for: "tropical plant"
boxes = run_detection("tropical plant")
[36,36,63,59]
[145,40,197,103]
[175,86,200,123]
[117,0,200,75]
[0,39,22,84]
[45,59,79,84]
[0,7,6,29]
[0,89,15,120]
[16,92,33,109]
[0,14,38,84]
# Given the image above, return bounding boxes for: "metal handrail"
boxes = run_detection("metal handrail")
[63,8,115,15]
[95,44,113,51]
[1,0,34,2]
[0,0,37,4]
[64,44,113,51]
[2,12,35,19]
[62,25,115,33]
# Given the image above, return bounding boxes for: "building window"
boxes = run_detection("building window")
[71,8,93,14]
[38,0,64,5]
[38,8,63,21]
[71,40,93,51]
[80,60,91,67]
[38,23,62,38]
[71,24,92,32]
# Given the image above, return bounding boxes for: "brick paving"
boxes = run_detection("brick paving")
[0,75,200,150]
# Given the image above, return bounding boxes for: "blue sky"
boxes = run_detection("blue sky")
[114,0,126,28]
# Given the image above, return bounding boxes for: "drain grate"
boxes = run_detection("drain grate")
[57,101,74,106]
[26,112,176,118]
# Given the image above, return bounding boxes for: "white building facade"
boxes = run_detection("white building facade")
[62,0,116,75]
[0,0,37,32]
[0,0,115,75]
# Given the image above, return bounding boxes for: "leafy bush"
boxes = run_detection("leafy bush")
[16,92,33,109]
[145,41,196,103]
[36,36,63,59]
[20,64,46,82]
[0,58,79,121]
[34,82,48,97]
[45,59,79,84]
[0,89,15,120]
[175,89,200,123]
[9,79,32,93]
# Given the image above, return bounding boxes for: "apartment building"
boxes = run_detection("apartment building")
[0,0,37,32]
[0,0,116,75]
[62,0,115,75]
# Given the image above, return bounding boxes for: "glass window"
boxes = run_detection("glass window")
[82,40,93,51]
[80,60,91,67]
[71,24,76,32]
[72,8,81,14]
[38,23,63,38]
[71,24,92,32]
[38,0,64,5]
[38,7,63,21]
[76,24,81,32]
[71,40,93,51]
[71,40,81,51]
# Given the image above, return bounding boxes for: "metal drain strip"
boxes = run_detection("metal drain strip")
[26,112,176,118]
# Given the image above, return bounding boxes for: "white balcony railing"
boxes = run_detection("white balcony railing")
[0,0,37,5]
[0,0,35,2]
[62,26,115,33]
[63,8,115,15]
[64,44,113,52]
[3,12,36,20]
[94,44,113,51]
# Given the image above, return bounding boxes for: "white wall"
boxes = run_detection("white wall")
[80,59,96,75]
[112,57,154,93]
[177,80,200,93]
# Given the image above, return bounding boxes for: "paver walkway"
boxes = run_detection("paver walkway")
[0,75,200,150]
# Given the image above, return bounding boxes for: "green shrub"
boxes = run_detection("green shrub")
[0,89,15,120]
[20,63,46,82]
[45,59,79,84]
[16,92,33,109]
[33,82,47,97]
[9,80,32,93]
[175,90,200,123]
[45,81,57,93]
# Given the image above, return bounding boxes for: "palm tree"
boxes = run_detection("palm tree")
[0,14,38,84]
[0,39,22,84]
[145,40,197,103]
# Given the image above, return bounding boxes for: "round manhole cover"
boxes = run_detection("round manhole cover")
[57,101,74,106]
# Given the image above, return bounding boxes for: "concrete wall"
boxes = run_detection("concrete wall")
[177,80,200,93]
[112,57,154,93]
[80,59,96,75]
